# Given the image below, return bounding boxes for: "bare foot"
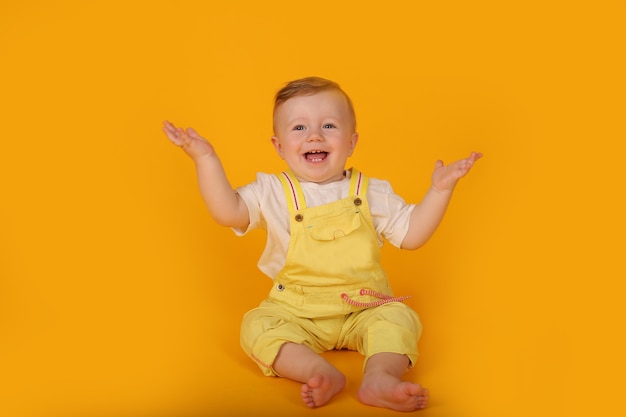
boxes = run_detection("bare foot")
[358,372,429,412]
[300,372,346,408]
[273,343,347,408]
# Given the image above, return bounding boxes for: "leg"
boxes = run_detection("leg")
[273,343,346,408]
[358,352,429,411]
[338,303,427,411]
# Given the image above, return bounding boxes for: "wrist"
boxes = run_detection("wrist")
[430,184,454,194]
[192,151,219,165]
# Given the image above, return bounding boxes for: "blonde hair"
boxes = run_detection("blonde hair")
[273,76,356,131]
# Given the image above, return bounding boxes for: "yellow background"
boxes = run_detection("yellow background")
[1,1,624,416]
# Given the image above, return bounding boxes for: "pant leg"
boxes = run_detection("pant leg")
[338,302,422,371]
[240,299,337,376]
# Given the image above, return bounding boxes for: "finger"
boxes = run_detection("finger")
[434,160,444,169]
[469,151,483,162]
[458,158,477,175]
[164,125,187,146]
[162,126,181,143]
[162,121,181,139]
[162,120,178,134]
[186,127,202,139]
[176,127,190,145]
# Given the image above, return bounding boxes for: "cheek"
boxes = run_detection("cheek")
[279,143,300,159]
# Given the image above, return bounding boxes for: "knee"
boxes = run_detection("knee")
[240,308,282,353]
[378,303,423,337]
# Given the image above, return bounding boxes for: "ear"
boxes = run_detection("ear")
[349,132,359,156]
[271,136,285,159]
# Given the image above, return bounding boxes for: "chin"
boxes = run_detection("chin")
[289,160,346,183]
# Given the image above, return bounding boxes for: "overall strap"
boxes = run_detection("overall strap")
[348,168,368,197]
[278,171,306,213]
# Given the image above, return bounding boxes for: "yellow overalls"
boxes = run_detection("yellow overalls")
[240,169,422,376]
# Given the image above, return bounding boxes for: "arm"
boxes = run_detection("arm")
[401,152,482,250]
[162,120,250,229]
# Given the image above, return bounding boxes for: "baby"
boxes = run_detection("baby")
[163,76,481,411]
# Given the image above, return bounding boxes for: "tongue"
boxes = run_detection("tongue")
[306,152,328,161]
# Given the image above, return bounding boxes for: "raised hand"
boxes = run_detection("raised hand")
[431,152,483,192]
[162,120,216,161]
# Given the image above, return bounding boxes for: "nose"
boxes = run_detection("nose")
[306,127,323,142]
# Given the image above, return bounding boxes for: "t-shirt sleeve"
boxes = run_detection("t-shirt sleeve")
[232,174,268,236]
[368,179,415,248]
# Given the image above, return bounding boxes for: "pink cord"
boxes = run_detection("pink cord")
[341,289,410,308]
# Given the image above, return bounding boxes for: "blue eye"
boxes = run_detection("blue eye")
[323,124,336,129]
[294,125,305,131]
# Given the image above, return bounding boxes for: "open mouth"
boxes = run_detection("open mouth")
[304,150,328,162]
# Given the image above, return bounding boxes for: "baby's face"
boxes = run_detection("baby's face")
[272,90,358,184]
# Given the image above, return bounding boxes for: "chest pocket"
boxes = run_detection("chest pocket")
[304,205,362,241]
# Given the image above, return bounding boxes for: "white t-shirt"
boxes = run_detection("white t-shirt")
[234,170,415,279]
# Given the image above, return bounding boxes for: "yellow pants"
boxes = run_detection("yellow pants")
[240,299,422,376]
